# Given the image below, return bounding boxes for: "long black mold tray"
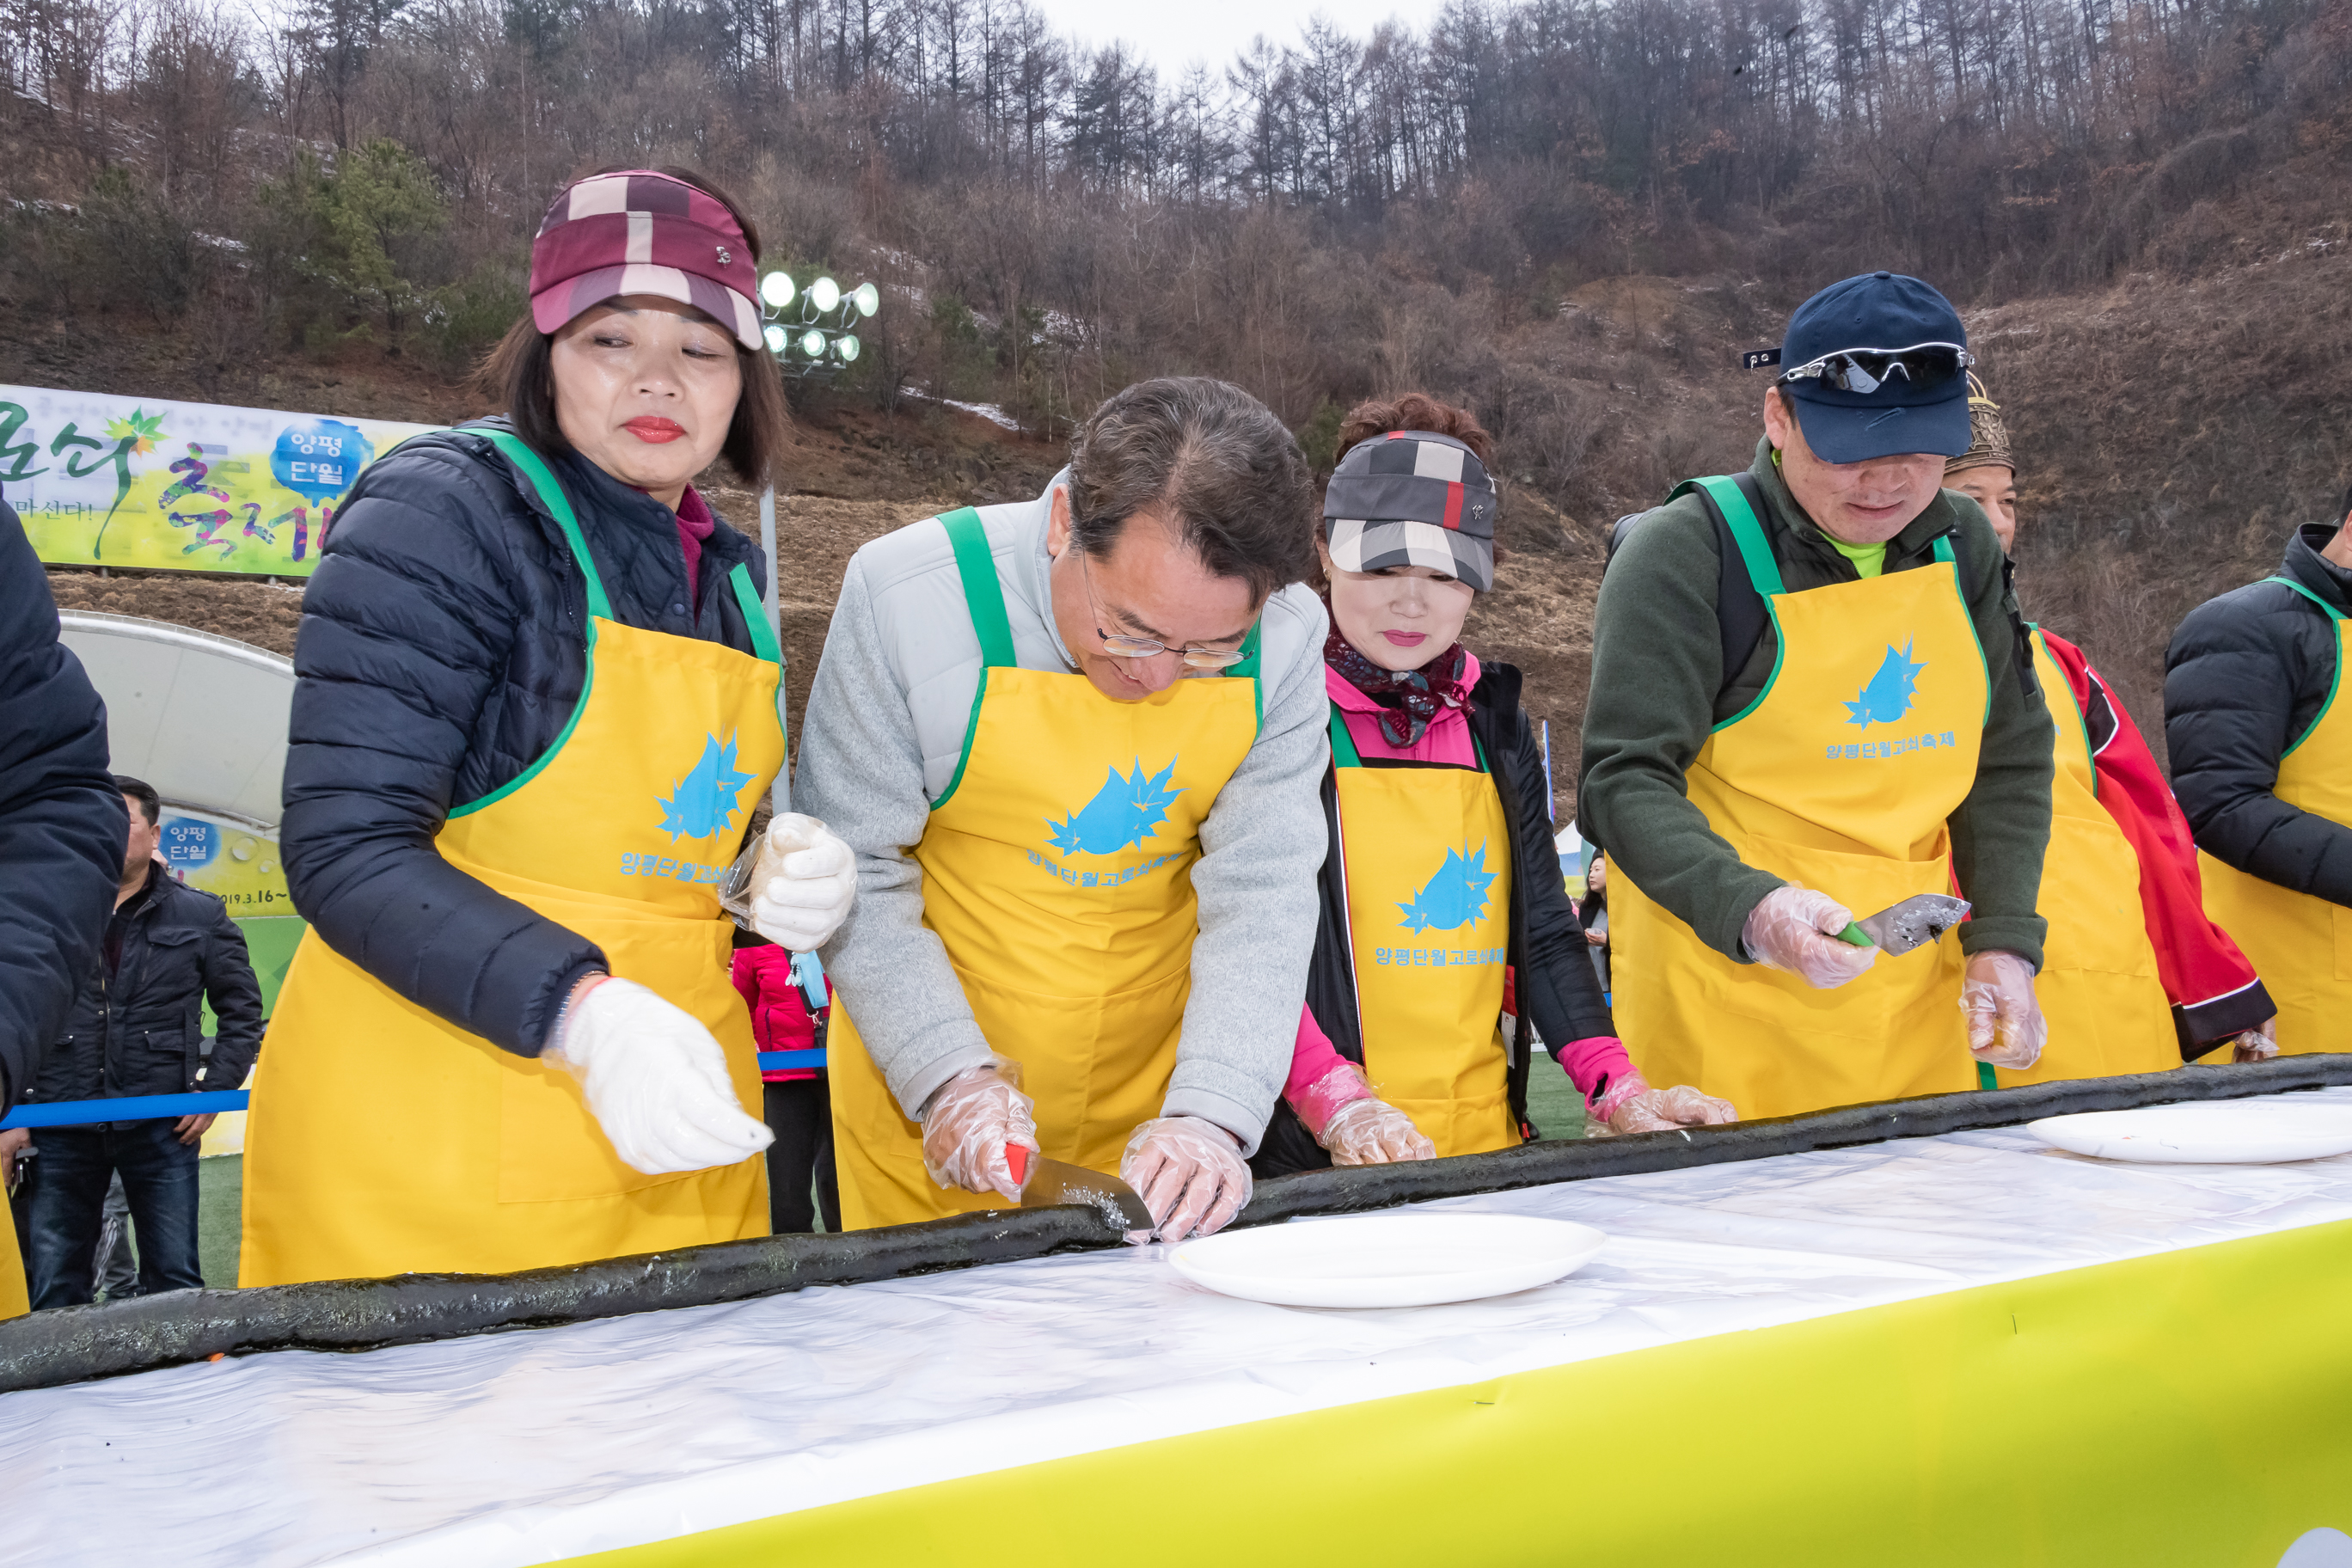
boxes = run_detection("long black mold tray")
[4,1054,2346,1394]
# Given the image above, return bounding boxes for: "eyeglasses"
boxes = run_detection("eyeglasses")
[1778,342,1974,395]
[1077,551,1248,671]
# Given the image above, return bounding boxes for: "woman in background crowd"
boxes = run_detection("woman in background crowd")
[1253,395,1734,1177]
[1949,377,2276,1075]
[242,167,858,1284]
[732,940,839,1233]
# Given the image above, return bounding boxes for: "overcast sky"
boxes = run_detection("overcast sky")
[1024,0,1453,73]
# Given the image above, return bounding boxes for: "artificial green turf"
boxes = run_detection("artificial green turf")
[198,1154,242,1287]
[1523,1049,1589,1140]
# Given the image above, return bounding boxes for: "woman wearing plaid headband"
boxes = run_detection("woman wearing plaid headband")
[1255,395,1733,1178]
[243,167,854,1284]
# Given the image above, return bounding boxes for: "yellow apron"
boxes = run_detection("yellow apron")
[830,508,1260,1229]
[2200,577,2352,1057]
[1991,629,2175,1086]
[0,1207,25,1320]
[239,431,781,1285]
[1611,477,1988,1119]
[1329,710,1516,1157]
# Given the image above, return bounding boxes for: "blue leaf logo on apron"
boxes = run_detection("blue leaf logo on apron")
[1047,757,1183,855]
[658,732,758,842]
[1846,641,1926,727]
[1398,842,1497,933]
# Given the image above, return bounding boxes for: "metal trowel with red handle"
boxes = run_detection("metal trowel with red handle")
[1834,893,1971,956]
[1006,1143,1156,1231]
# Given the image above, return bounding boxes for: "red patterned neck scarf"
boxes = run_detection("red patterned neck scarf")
[1323,629,1473,747]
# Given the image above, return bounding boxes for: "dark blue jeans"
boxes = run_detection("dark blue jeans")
[27,1121,202,1308]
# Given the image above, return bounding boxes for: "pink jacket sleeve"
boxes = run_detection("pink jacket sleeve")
[1284,1005,1372,1136]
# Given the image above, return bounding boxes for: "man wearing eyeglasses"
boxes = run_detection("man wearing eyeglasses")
[1583,272,2055,1118]
[795,377,1329,1240]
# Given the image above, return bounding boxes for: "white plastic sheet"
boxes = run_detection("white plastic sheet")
[5,1087,2351,1568]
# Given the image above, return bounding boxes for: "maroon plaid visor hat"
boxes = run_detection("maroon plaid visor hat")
[528,170,763,350]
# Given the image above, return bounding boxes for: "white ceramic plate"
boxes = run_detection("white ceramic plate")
[1169,1212,1607,1308]
[2025,1100,2352,1164]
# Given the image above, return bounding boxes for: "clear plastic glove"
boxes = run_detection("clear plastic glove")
[1121,1116,1251,1242]
[747,813,858,952]
[543,976,774,1174]
[1588,1071,1738,1136]
[1960,950,2047,1069]
[918,1057,1037,1203]
[2231,1016,2280,1063]
[1742,885,1878,989]
[1320,1095,1436,1166]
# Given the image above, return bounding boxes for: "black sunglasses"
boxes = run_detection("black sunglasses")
[1777,342,1974,395]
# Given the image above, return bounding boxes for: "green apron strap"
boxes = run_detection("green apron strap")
[940,507,1018,669]
[1234,621,1264,728]
[2265,574,2349,619]
[2263,579,2348,756]
[476,428,613,622]
[1933,536,1957,566]
[1675,475,1786,598]
[1328,706,1363,769]
[727,563,782,665]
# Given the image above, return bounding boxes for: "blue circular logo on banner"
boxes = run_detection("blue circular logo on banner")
[271,420,374,506]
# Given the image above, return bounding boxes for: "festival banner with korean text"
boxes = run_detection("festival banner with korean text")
[3,383,439,575]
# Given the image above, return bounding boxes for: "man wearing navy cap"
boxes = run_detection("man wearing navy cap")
[1581,273,2055,1118]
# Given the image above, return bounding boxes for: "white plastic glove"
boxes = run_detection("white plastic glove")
[542,976,774,1174]
[2230,1017,2280,1063]
[918,1059,1038,1203]
[749,812,858,952]
[1587,1070,1738,1136]
[1320,1096,1437,1166]
[1742,885,1878,989]
[1960,950,2047,1069]
[1122,1117,1251,1242]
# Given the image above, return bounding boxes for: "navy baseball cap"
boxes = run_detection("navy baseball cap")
[1768,273,1973,464]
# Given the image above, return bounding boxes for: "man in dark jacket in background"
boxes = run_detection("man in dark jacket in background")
[2166,489,2352,1056]
[21,775,263,1307]
[0,500,126,1315]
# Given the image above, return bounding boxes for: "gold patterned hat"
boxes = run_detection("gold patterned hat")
[1944,373,2012,478]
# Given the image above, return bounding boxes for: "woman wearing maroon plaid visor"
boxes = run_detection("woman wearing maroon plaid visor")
[242,168,855,1283]
[1253,395,1733,1178]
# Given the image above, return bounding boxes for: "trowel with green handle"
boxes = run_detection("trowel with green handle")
[1833,893,1971,956]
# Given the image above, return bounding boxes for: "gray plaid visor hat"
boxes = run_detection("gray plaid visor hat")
[1322,431,1497,591]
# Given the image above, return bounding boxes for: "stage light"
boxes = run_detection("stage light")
[852,282,879,317]
[763,323,788,354]
[759,272,796,309]
[810,276,842,313]
[799,329,826,358]
[836,333,861,363]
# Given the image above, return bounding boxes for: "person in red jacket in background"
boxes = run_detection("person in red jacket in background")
[1946,378,2277,1070]
[732,941,840,1232]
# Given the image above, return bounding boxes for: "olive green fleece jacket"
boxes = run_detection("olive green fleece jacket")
[1579,437,2053,970]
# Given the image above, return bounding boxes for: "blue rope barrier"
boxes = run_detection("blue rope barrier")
[2,1090,250,1130]
[3,1059,826,1130]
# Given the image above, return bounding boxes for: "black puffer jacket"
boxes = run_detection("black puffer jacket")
[2165,524,2352,904]
[31,862,265,1109]
[282,420,769,1058]
[0,501,127,1110]
[1254,663,1614,1177]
